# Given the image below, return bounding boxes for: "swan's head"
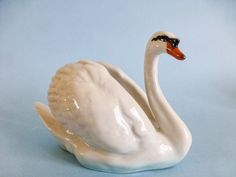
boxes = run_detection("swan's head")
[147,31,186,60]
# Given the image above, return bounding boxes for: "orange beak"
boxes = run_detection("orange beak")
[166,42,186,60]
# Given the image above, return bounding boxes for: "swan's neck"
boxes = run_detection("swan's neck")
[144,50,192,156]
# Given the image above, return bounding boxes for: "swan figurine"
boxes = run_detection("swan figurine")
[35,31,192,173]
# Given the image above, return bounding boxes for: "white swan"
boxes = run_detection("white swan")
[35,31,192,173]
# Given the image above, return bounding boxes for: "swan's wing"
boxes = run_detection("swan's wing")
[47,61,144,153]
[96,61,158,128]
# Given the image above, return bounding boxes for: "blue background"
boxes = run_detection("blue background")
[0,0,235,176]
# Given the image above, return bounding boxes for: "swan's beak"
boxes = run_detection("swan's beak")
[166,42,186,60]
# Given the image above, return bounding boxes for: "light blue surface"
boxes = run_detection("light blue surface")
[0,0,236,176]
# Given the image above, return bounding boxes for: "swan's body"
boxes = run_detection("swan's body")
[35,31,192,173]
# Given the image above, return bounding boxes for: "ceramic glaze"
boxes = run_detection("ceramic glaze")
[35,31,192,173]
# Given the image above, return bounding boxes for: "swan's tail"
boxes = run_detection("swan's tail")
[34,102,83,152]
[35,102,57,132]
[34,102,105,163]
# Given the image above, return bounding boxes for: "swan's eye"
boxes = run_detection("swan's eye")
[151,35,180,48]
[168,38,180,48]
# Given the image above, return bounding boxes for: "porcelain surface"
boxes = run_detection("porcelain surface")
[35,31,192,173]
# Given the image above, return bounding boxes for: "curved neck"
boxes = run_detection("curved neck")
[144,49,192,156]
